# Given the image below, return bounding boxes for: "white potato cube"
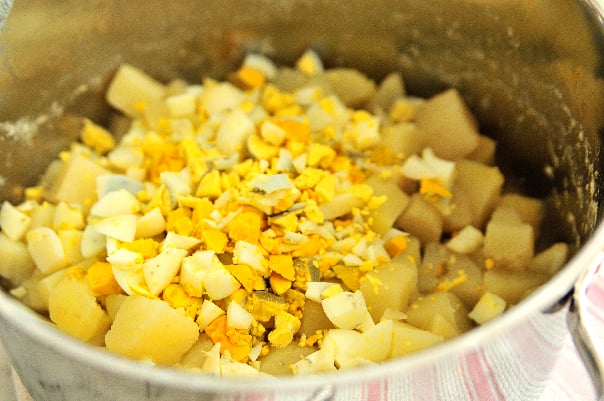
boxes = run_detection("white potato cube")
[106,63,166,118]
[0,233,36,285]
[352,319,394,362]
[53,202,85,231]
[26,227,66,274]
[468,292,507,324]
[1,201,32,240]
[415,89,480,160]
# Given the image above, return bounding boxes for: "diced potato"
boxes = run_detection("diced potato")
[440,255,484,309]
[468,292,506,325]
[406,292,472,339]
[415,89,480,160]
[324,68,376,108]
[259,342,317,375]
[14,273,48,312]
[365,174,410,236]
[1,201,32,241]
[429,313,459,339]
[272,68,309,93]
[497,194,544,234]
[442,184,473,232]
[380,122,424,160]
[466,135,496,165]
[105,293,128,321]
[48,274,112,345]
[446,225,484,255]
[45,154,110,213]
[483,217,534,271]
[30,202,56,229]
[367,72,405,113]
[483,269,548,304]
[528,242,569,275]
[360,261,417,321]
[389,321,444,358]
[418,242,448,293]
[36,268,69,311]
[454,159,504,229]
[395,193,443,245]
[178,334,215,369]
[58,229,84,266]
[106,64,167,118]
[0,233,36,286]
[26,227,67,275]
[390,234,422,265]
[352,319,393,362]
[105,295,199,365]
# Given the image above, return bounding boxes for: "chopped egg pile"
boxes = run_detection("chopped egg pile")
[0,49,571,376]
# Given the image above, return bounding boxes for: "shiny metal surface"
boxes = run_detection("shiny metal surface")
[568,254,604,399]
[0,1,603,400]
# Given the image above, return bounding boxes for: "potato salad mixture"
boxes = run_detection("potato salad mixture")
[0,50,570,376]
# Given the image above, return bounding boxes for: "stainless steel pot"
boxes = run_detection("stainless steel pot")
[0,1,603,400]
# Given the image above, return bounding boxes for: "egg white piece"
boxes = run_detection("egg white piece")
[143,248,188,296]
[162,231,201,251]
[92,214,138,243]
[227,300,254,330]
[197,300,225,331]
[321,290,369,330]
[90,189,141,217]
[135,207,166,238]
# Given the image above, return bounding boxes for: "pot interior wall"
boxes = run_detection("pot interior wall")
[1,0,603,259]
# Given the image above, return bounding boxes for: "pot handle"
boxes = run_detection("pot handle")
[566,253,604,401]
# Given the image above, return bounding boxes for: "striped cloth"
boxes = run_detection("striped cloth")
[10,269,604,401]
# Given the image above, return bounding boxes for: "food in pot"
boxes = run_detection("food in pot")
[0,49,570,376]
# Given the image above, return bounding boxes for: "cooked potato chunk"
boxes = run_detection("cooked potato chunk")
[389,321,444,358]
[454,159,504,228]
[106,64,167,118]
[105,295,199,365]
[406,292,472,339]
[483,215,534,271]
[49,273,112,345]
[395,193,443,245]
[415,89,480,160]
[360,260,417,321]
[483,269,548,304]
[366,174,410,236]
[45,154,109,213]
[468,292,506,325]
